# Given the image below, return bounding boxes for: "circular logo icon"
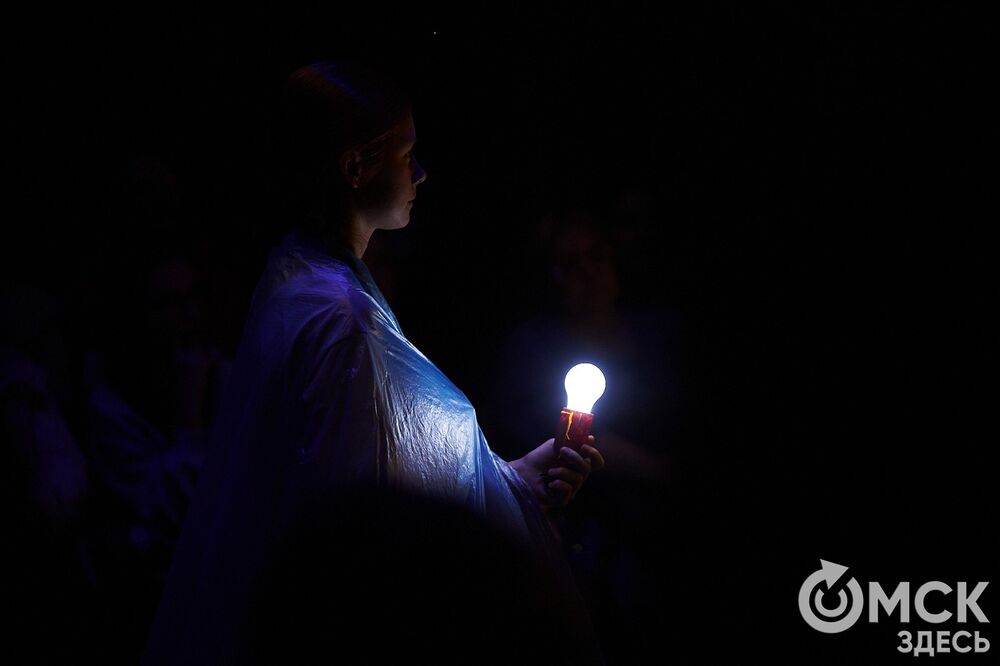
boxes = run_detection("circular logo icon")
[799,559,864,633]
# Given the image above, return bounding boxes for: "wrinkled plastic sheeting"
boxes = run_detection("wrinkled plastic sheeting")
[141,231,579,665]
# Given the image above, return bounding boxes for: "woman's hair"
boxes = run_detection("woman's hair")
[269,60,412,241]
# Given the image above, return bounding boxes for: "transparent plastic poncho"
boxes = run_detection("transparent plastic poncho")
[141,231,596,665]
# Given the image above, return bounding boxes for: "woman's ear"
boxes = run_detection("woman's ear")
[340,144,384,190]
[339,149,364,189]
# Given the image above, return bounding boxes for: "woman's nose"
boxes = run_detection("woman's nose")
[412,157,427,185]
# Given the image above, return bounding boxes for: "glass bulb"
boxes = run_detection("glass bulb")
[564,363,606,414]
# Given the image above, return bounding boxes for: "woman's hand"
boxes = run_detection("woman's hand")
[510,436,605,510]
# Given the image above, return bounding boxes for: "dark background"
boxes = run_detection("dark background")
[5,2,993,663]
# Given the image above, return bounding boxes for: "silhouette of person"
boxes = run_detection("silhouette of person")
[487,200,687,663]
[141,60,606,665]
[1,282,97,662]
[37,148,239,662]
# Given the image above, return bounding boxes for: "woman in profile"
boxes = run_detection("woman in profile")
[141,61,606,665]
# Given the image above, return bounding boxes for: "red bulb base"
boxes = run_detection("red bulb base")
[554,408,594,454]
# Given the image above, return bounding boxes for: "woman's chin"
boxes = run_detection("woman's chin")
[376,216,410,232]
[394,211,413,229]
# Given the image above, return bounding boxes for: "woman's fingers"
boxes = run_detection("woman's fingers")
[539,440,605,507]
[558,446,593,475]
[547,466,584,487]
[580,443,605,471]
[545,479,574,504]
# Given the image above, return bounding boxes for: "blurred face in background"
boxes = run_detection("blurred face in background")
[551,224,620,318]
[146,254,205,347]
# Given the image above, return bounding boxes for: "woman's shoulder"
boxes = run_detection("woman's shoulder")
[250,233,384,337]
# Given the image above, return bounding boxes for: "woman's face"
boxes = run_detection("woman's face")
[352,112,427,231]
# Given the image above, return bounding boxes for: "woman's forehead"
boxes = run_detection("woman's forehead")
[388,113,416,143]
[361,113,415,152]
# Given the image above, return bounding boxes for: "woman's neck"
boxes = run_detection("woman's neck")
[343,222,373,259]
[315,217,372,260]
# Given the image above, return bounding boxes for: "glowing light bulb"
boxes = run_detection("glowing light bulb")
[564,363,606,414]
[553,363,606,454]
